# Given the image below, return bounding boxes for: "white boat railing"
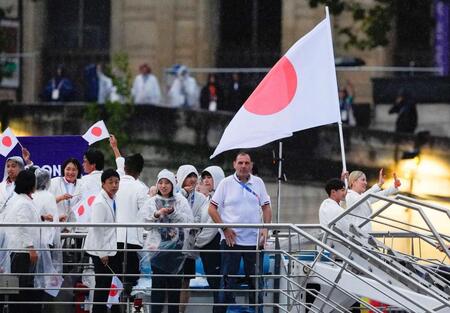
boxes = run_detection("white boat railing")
[0,218,448,312]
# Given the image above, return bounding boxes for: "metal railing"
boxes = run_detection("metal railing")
[0,220,448,312]
[330,193,450,260]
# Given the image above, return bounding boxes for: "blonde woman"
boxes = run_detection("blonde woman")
[345,169,401,233]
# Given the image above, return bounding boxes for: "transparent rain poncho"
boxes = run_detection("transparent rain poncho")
[34,238,64,297]
[144,196,187,274]
[0,229,10,273]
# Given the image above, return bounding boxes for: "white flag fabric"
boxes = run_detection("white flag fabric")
[82,120,110,145]
[34,249,64,297]
[45,275,64,297]
[0,128,19,157]
[72,194,96,223]
[211,14,341,158]
[106,275,123,308]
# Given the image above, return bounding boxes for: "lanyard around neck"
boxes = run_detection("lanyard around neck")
[102,194,116,219]
[233,176,259,202]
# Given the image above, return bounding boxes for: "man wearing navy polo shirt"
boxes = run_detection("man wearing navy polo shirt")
[208,152,272,313]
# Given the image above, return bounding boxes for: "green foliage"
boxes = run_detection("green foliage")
[84,53,134,165]
[108,53,133,102]
[308,0,395,50]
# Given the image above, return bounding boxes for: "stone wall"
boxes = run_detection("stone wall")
[110,0,218,80]
[3,103,450,198]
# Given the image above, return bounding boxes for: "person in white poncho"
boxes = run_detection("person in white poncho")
[196,165,225,313]
[176,164,208,313]
[168,65,199,108]
[0,148,33,218]
[33,169,59,251]
[131,63,162,105]
[140,169,193,313]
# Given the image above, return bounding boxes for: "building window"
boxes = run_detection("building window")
[217,0,281,68]
[394,0,433,67]
[43,0,111,99]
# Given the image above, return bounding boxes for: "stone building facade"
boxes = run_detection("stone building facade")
[0,0,437,103]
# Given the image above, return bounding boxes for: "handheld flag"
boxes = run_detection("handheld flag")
[45,275,64,297]
[82,120,110,145]
[107,275,123,308]
[211,13,341,158]
[0,128,19,157]
[72,194,96,223]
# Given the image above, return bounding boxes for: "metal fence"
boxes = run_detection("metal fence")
[0,194,449,313]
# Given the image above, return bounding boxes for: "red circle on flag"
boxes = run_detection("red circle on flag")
[78,205,85,216]
[2,136,12,147]
[244,56,297,115]
[87,195,96,206]
[50,277,59,286]
[91,127,102,137]
[109,284,118,297]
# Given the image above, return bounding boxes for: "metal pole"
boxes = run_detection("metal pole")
[338,122,348,186]
[273,232,281,313]
[276,141,283,223]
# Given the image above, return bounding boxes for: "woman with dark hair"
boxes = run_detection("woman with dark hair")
[0,148,33,217]
[140,169,193,313]
[49,158,83,224]
[4,170,42,313]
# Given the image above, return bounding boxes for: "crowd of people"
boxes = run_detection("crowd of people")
[0,130,422,313]
[0,139,271,313]
[40,63,422,135]
[40,63,250,113]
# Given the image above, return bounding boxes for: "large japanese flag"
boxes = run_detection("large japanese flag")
[107,275,123,308]
[82,120,110,145]
[0,128,19,157]
[211,13,341,158]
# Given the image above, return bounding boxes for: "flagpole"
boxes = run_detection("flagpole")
[326,6,348,184]
[276,141,283,223]
[273,141,283,313]
[338,122,348,186]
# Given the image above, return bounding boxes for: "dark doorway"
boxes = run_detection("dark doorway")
[394,0,433,67]
[217,0,282,68]
[43,0,111,100]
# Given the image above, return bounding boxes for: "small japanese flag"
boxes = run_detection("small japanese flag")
[45,275,64,297]
[82,120,110,145]
[72,194,96,223]
[106,275,123,308]
[0,128,19,157]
